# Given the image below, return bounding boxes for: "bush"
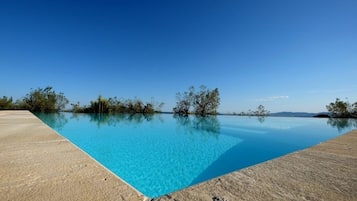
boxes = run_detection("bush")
[22,87,68,112]
[173,85,220,116]
[326,98,357,118]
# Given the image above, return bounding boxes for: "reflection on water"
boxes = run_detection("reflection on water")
[326,118,357,132]
[80,113,160,128]
[90,113,150,127]
[173,114,220,138]
[256,116,265,123]
[36,112,163,129]
[35,112,68,131]
[36,112,357,135]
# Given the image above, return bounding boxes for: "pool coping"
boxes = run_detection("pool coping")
[0,110,145,201]
[1,110,356,201]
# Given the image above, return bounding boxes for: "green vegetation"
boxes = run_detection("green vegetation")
[0,86,163,114]
[326,98,357,118]
[3,86,355,118]
[22,87,69,112]
[71,96,164,114]
[0,96,14,109]
[0,87,68,112]
[173,85,220,116]
[233,105,270,117]
[253,105,270,116]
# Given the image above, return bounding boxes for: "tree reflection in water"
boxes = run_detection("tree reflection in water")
[326,118,357,132]
[77,113,159,128]
[35,112,68,131]
[173,114,221,138]
[256,116,265,123]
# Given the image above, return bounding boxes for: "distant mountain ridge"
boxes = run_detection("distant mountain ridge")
[269,112,330,117]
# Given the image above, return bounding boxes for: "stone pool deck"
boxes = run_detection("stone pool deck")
[0,111,356,201]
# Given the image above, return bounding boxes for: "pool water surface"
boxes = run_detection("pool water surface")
[36,113,357,198]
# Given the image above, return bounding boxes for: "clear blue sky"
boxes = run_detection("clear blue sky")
[1,0,356,113]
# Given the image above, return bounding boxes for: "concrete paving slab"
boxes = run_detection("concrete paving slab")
[0,111,144,201]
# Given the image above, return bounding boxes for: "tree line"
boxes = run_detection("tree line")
[1,85,355,118]
[232,105,270,117]
[0,86,164,114]
[0,85,220,115]
[326,98,357,118]
[71,96,164,114]
[0,87,68,112]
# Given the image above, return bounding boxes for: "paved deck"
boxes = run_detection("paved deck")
[0,111,144,201]
[1,111,356,201]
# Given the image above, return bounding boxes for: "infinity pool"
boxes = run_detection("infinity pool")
[37,113,357,198]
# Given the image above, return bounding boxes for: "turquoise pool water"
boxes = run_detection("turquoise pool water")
[37,113,357,198]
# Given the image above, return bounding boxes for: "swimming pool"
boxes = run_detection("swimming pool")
[37,113,357,198]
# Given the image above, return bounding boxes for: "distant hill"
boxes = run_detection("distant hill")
[269,112,328,117]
